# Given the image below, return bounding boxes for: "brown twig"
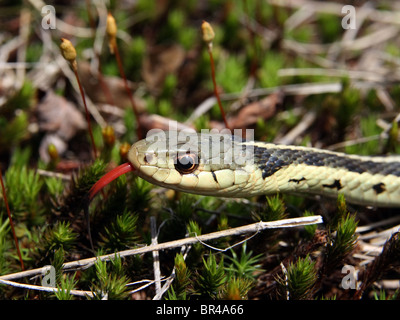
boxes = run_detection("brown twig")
[73,68,98,158]
[202,21,231,130]
[113,43,143,139]
[0,215,322,282]
[60,38,97,158]
[87,3,115,107]
[207,47,230,130]
[107,12,143,140]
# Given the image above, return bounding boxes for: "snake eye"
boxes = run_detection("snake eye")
[175,152,199,174]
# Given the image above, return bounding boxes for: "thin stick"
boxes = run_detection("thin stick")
[112,43,143,140]
[275,110,317,145]
[129,277,170,295]
[0,278,93,298]
[87,3,115,107]
[241,0,259,77]
[85,0,96,33]
[207,45,230,130]
[73,68,98,158]
[150,217,162,296]
[60,38,97,158]
[0,170,24,270]
[152,246,190,300]
[0,215,323,281]
[107,13,143,140]
[202,21,230,130]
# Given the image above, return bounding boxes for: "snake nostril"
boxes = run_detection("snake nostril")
[144,153,156,164]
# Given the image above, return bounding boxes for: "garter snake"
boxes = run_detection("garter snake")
[127,131,400,207]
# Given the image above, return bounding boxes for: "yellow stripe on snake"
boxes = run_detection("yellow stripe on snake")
[127,131,400,207]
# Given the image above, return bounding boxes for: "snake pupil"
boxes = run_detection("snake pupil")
[175,153,199,174]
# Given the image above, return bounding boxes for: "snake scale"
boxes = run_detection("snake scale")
[126,131,400,208]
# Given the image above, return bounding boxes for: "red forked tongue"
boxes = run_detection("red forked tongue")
[89,162,135,200]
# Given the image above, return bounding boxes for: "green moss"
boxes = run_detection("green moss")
[254,195,287,222]
[317,13,342,43]
[55,273,78,300]
[385,42,400,57]
[39,221,78,254]
[276,255,317,300]
[258,52,285,88]
[224,242,264,280]
[0,219,12,275]
[344,115,381,155]
[167,253,192,300]
[124,37,146,80]
[91,255,130,300]
[195,254,226,299]
[216,55,247,93]
[100,210,138,251]
[0,111,29,149]
[325,212,358,271]
[303,210,318,238]
[3,166,44,223]
[285,24,314,43]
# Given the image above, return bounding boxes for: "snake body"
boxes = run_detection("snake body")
[127,131,400,207]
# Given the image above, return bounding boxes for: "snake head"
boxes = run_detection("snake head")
[127,130,257,197]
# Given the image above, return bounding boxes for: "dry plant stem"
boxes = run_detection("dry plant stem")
[16,9,30,89]
[152,246,190,300]
[275,110,317,145]
[0,278,93,298]
[60,36,96,159]
[85,0,96,34]
[1,277,171,298]
[241,0,259,77]
[129,277,170,296]
[112,43,143,140]
[97,64,115,106]
[150,217,162,296]
[0,170,24,271]
[207,44,230,130]
[0,215,322,282]
[88,5,114,106]
[73,67,97,158]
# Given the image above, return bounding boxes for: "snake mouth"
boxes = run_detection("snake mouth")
[127,144,176,185]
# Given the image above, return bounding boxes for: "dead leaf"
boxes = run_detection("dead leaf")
[36,90,86,162]
[210,92,282,131]
[229,92,282,128]
[36,90,86,140]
